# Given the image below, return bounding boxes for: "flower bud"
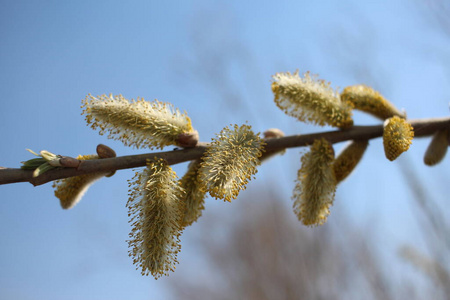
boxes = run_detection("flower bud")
[424,129,448,166]
[383,116,414,161]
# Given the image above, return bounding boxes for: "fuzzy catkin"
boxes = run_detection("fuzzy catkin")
[272,71,353,129]
[82,94,194,149]
[179,159,206,227]
[333,140,369,183]
[293,138,337,226]
[341,85,404,120]
[383,116,414,161]
[199,124,264,202]
[127,158,185,279]
[53,155,106,209]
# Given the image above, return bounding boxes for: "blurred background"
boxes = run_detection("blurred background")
[1,1,449,299]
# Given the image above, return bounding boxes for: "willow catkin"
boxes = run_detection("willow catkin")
[333,140,369,183]
[424,129,448,166]
[383,116,414,161]
[293,138,337,226]
[127,158,185,279]
[272,71,353,129]
[53,154,108,209]
[198,124,264,202]
[179,159,206,227]
[341,85,404,120]
[82,94,197,149]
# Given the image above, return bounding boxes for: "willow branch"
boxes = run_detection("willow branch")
[1,116,449,186]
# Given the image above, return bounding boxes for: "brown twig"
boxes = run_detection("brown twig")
[0,116,449,186]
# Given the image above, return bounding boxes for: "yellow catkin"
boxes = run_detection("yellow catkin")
[383,116,414,161]
[272,71,353,129]
[81,94,195,149]
[333,140,369,183]
[198,124,264,202]
[293,138,337,226]
[127,158,185,279]
[53,155,106,209]
[179,160,206,227]
[341,85,404,120]
[424,129,448,166]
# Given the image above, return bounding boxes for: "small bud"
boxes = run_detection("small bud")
[175,130,199,148]
[127,158,184,278]
[59,157,81,168]
[341,85,404,120]
[383,116,414,161]
[272,71,353,129]
[424,129,448,166]
[39,150,59,162]
[260,128,286,162]
[96,144,116,158]
[293,138,337,226]
[263,128,285,139]
[199,124,264,202]
[333,140,369,183]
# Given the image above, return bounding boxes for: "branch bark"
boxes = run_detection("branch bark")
[1,116,449,186]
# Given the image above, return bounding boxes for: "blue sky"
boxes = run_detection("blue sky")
[1,1,449,299]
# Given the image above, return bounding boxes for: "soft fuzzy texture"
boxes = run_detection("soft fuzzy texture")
[127,158,185,278]
[383,116,414,161]
[341,85,404,120]
[272,71,353,129]
[199,124,264,202]
[53,155,106,209]
[333,140,369,183]
[293,138,337,226]
[82,94,195,149]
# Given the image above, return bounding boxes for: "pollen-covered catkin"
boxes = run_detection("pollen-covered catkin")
[333,140,369,183]
[198,124,264,202]
[272,71,353,129]
[82,94,196,149]
[293,138,337,226]
[53,155,107,209]
[179,159,206,227]
[341,85,404,120]
[424,129,448,166]
[127,158,185,279]
[383,116,414,161]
